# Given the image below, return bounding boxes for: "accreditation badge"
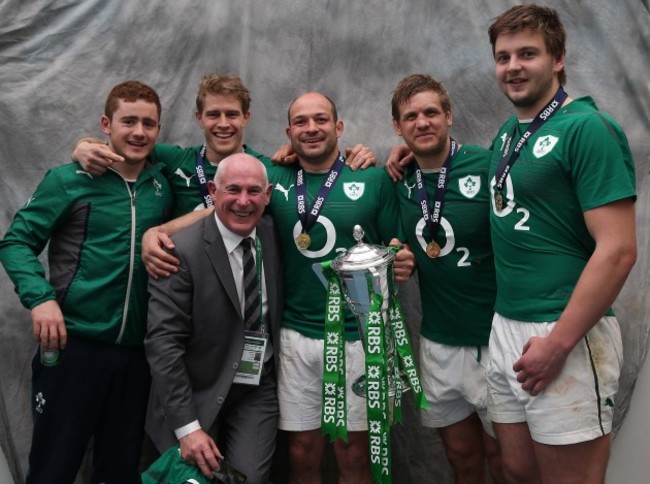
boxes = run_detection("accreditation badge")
[232,332,268,386]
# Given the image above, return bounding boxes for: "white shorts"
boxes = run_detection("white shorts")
[419,338,494,437]
[487,313,623,445]
[277,327,368,431]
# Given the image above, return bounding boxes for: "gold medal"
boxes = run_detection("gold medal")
[426,241,441,258]
[494,192,504,212]
[296,232,311,249]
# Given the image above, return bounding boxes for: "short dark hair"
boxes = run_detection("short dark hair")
[488,4,567,85]
[287,92,338,124]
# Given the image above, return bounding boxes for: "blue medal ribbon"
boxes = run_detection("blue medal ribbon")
[194,145,214,208]
[295,153,346,236]
[414,138,457,246]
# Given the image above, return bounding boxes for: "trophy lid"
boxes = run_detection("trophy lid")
[331,225,395,273]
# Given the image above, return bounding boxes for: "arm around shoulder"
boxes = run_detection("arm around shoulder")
[142,208,213,279]
[72,139,125,175]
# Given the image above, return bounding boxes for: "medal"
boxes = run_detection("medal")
[296,232,311,249]
[426,241,441,258]
[494,192,504,212]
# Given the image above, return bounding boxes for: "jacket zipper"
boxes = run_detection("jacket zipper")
[109,168,137,344]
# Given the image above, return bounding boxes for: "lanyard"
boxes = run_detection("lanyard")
[195,145,214,208]
[414,138,457,258]
[294,153,346,249]
[493,87,568,210]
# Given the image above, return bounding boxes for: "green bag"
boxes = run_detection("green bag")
[141,446,212,484]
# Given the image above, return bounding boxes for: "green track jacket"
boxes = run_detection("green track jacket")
[0,161,173,346]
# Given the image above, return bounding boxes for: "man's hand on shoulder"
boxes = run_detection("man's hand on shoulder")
[142,226,179,279]
[31,300,67,350]
[385,144,413,181]
[344,144,376,171]
[270,143,377,170]
[270,143,298,165]
[72,139,125,176]
[179,428,224,479]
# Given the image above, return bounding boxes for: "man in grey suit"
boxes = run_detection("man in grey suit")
[144,153,282,483]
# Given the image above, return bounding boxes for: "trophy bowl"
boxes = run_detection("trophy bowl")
[331,225,404,398]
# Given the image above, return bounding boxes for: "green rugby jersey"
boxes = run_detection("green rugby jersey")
[151,144,271,217]
[397,145,495,346]
[488,97,636,321]
[266,163,401,340]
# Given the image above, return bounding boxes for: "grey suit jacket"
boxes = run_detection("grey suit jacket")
[144,214,283,451]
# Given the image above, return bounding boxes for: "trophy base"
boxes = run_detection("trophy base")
[352,375,366,398]
[351,374,412,398]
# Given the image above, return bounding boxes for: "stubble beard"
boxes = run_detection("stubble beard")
[295,139,338,169]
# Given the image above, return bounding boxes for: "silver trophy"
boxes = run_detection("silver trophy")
[330,225,405,397]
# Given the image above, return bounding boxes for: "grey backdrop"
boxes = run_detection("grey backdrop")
[1,1,649,482]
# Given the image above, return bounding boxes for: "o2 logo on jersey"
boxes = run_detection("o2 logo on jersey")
[292,216,338,258]
[489,175,530,231]
[415,217,455,257]
[415,218,473,267]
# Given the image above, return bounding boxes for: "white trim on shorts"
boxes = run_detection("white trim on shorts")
[277,327,368,432]
[487,313,622,445]
[419,337,494,437]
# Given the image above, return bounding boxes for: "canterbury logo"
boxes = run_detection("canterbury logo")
[274,183,294,201]
[75,170,93,179]
[174,168,195,187]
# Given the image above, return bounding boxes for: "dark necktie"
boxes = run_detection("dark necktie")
[240,237,261,331]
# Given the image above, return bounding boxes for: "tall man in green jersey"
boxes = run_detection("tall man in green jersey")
[486,5,637,483]
[391,74,501,484]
